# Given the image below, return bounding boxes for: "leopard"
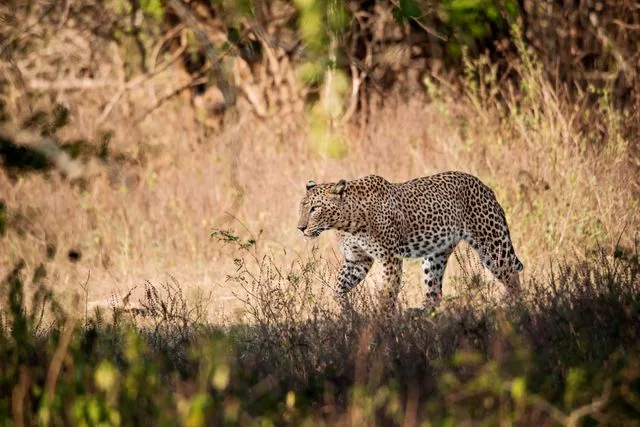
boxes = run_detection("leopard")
[296,171,524,312]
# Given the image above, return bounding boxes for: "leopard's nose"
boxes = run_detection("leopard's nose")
[297,225,307,233]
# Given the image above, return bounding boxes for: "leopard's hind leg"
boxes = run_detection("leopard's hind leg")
[465,228,523,293]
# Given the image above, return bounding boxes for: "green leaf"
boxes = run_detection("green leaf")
[140,0,164,22]
[470,22,488,38]
[505,0,520,18]
[327,0,351,34]
[395,0,421,20]
[486,5,499,21]
[511,377,527,401]
[402,0,422,17]
[297,61,325,86]
[449,0,483,12]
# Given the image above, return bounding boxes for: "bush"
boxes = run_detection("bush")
[2,237,639,425]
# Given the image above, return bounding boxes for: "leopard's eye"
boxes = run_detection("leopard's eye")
[310,206,318,213]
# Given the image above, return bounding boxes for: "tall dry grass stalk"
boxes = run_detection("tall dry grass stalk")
[1,28,638,318]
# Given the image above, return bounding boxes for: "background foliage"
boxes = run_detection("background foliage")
[0,1,639,425]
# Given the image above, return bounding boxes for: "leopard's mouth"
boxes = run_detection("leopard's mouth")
[304,228,324,239]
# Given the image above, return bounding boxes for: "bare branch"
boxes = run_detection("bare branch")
[337,63,363,127]
[27,78,115,91]
[387,0,447,41]
[134,75,208,124]
[566,381,612,427]
[96,38,189,125]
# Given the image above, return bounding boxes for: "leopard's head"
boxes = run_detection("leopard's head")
[297,179,347,238]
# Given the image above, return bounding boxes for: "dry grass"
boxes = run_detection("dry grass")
[1,19,639,320]
[2,62,639,319]
[2,232,638,425]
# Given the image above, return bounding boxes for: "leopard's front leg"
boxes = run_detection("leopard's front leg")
[335,242,374,310]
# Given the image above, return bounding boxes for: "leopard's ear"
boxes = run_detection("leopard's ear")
[306,180,317,190]
[333,179,347,195]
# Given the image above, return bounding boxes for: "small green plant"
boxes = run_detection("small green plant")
[210,228,257,251]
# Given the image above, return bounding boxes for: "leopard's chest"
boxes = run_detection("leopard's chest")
[341,231,390,259]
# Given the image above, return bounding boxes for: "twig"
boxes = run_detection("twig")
[344,52,386,97]
[43,316,76,402]
[150,24,186,74]
[27,78,115,91]
[11,366,30,427]
[589,26,634,80]
[133,75,207,124]
[0,1,59,56]
[79,270,90,328]
[387,0,447,41]
[240,83,268,118]
[565,381,611,427]
[57,0,72,30]
[337,63,363,127]
[96,85,127,125]
[259,35,282,85]
[216,113,247,226]
[96,39,188,125]
[246,16,305,57]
